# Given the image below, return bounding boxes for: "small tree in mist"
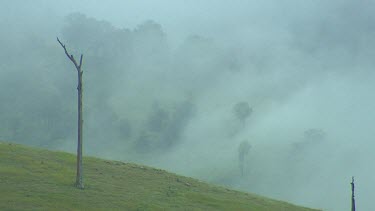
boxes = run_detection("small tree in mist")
[238,140,251,176]
[233,102,252,123]
[227,102,252,137]
[57,37,84,189]
[292,128,326,153]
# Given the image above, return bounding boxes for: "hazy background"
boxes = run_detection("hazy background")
[1,1,375,210]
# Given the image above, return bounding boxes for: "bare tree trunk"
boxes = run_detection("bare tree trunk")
[351,177,355,211]
[57,37,84,189]
[76,70,84,189]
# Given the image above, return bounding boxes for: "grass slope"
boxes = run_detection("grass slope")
[0,142,319,211]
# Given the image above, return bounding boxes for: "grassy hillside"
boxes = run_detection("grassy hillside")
[0,142,320,211]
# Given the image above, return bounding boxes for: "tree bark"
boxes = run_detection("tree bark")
[57,37,84,189]
[76,70,84,189]
[351,177,355,211]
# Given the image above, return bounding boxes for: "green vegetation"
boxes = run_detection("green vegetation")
[0,142,319,211]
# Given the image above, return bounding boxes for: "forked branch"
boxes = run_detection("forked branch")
[57,37,83,71]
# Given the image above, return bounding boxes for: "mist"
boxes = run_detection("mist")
[1,1,375,210]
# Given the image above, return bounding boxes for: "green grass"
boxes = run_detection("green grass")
[0,142,320,211]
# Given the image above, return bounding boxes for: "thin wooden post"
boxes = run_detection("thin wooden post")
[351,176,355,211]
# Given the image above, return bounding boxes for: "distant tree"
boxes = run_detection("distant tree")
[238,140,251,176]
[227,102,252,137]
[57,37,84,189]
[135,99,195,153]
[162,99,195,147]
[233,102,252,123]
[293,128,326,152]
[147,102,169,133]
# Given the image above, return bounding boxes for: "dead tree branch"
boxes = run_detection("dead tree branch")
[57,37,83,71]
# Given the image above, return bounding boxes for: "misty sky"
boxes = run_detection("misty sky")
[2,1,375,210]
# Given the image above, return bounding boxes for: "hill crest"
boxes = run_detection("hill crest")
[0,142,320,210]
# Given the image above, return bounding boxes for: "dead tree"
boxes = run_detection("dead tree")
[351,177,356,211]
[57,37,84,189]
